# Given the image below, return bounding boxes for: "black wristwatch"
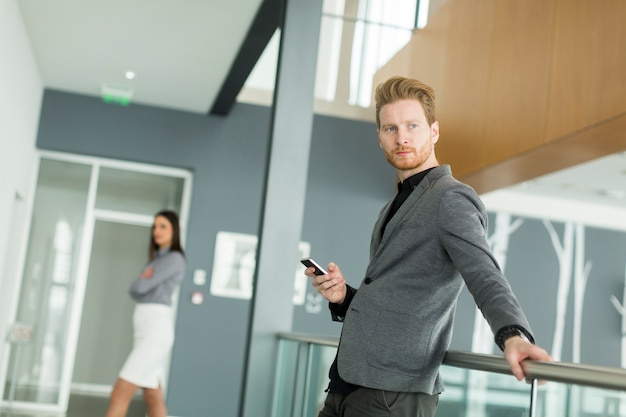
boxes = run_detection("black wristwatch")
[496,326,530,351]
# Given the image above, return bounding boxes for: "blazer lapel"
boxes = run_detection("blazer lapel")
[372,175,433,258]
[370,200,392,256]
[367,166,450,273]
[392,177,429,227]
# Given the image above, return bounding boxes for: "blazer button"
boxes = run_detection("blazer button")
[364,277,372,284]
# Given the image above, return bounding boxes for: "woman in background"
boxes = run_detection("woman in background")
[105,210,186,417]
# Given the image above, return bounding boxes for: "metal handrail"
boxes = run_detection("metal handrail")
[277,332,626,392]
[445,351,626,392]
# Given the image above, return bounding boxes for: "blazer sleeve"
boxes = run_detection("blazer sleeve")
[329,285,357,322]
[437,187,533,337]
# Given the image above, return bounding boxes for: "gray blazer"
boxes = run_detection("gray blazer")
[335,165,532,394]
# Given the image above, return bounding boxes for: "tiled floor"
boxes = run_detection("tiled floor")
[0,393,146,417]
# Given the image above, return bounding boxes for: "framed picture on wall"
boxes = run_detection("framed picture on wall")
[209,231,311,304]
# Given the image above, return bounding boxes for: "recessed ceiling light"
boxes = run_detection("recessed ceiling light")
[124,71,136,80]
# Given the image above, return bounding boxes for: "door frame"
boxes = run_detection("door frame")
[0,150,192,413]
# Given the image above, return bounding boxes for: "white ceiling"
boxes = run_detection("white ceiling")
[16,0,626,218]
[482,151,626,229]
[508,152,626,207]
[17,0,264,114]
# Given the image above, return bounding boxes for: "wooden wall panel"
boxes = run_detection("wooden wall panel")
[546,0,626,140]
[375,0,626,191]
[460,113,626,193]
[483,0,555,160]
[406,12,449,92]
[420,0,497,176]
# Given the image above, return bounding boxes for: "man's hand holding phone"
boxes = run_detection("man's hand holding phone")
[301,258,347,304]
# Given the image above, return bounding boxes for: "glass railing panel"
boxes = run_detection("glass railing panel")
[272,339,300,417]
[436,365,535,417]
[537,384,626,417]
[274,334,626,417]
[273,338,336,417]
[302,344,335,417]
[274,339,537,417]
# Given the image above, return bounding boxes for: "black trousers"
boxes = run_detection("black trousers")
[318,387,439,417]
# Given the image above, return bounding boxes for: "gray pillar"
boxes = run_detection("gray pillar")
[240,1,323,416]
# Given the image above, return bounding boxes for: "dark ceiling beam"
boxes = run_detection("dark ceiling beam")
[209,0,284,116]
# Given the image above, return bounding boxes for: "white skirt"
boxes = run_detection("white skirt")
[119,303,174,389]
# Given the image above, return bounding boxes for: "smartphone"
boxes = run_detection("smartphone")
[300,257,328,275]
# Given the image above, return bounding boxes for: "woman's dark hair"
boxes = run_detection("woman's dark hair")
[150,209,185,260]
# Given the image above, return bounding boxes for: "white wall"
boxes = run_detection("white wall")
[0,0,42,359]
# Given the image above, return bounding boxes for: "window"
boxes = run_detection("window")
[242,0,426,109]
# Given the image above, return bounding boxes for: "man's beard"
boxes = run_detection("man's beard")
[384,146,431,171]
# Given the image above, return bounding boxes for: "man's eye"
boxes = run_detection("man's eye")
[409,123,418,128]
[385,126,395,132]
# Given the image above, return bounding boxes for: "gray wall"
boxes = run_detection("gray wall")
[452,214,626,367]
[36,89,394,416]
[36,89,626,415]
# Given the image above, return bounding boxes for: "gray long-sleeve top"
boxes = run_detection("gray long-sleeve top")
[128,247,186,306]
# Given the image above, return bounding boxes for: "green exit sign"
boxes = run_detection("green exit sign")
[101,84,133,106]
[102,94,131,106]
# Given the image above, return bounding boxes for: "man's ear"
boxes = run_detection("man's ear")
[377,130,383,148]
[431,121,440,144]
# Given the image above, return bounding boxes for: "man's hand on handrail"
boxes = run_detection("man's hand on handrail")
[504,335,553,382]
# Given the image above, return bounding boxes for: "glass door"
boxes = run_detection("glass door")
[1,158,93,413]
[0,153,191,414]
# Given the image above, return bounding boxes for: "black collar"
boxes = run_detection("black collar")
[397,167,436,193]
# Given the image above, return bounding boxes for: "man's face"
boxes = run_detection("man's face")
[377,99,439,180]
